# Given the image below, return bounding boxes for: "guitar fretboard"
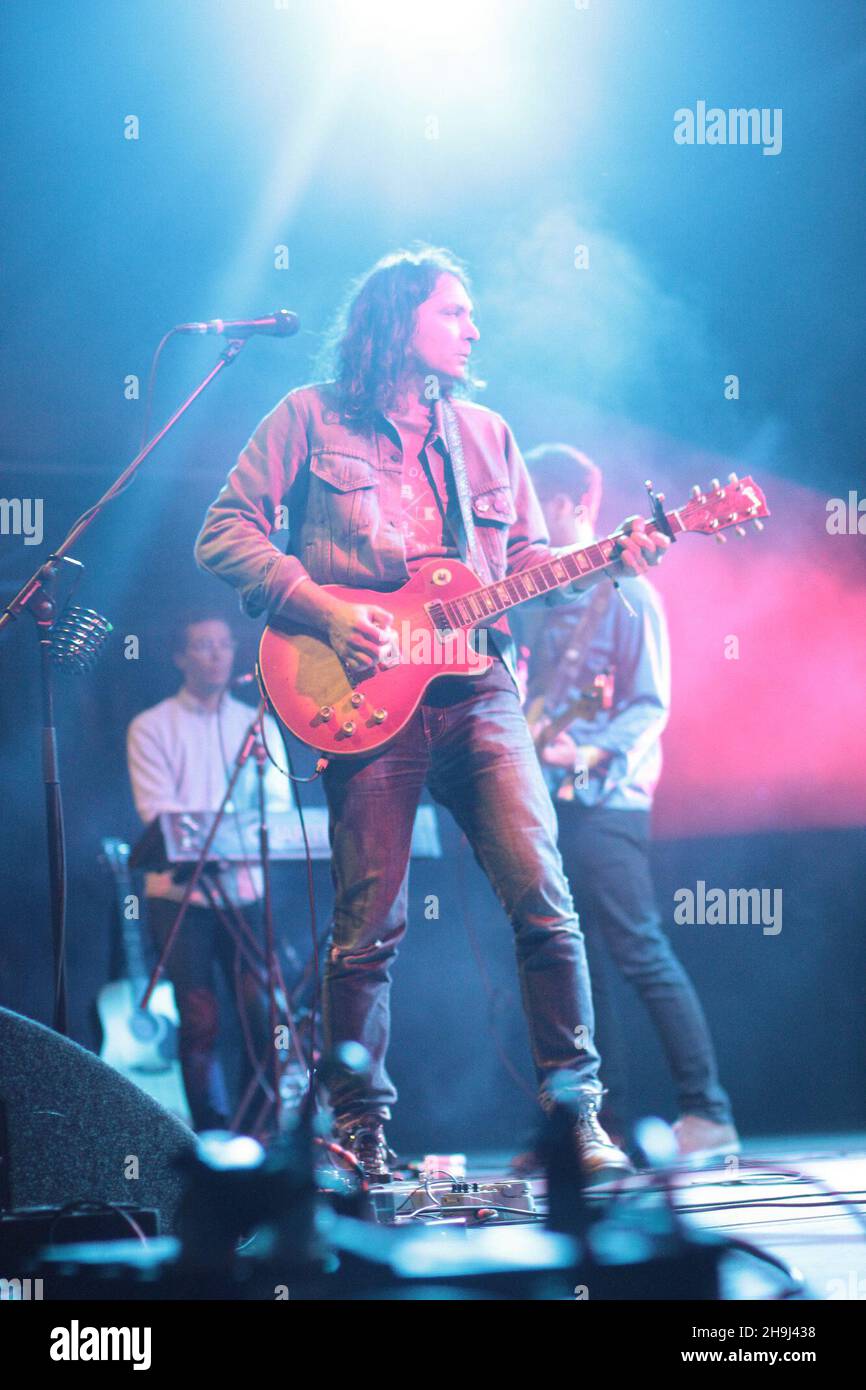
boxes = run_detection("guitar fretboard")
[429,512,684,631]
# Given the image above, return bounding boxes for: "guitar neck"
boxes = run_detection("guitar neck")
[434,512,681,631]
[118,881,150,989]
[101,840,150,989]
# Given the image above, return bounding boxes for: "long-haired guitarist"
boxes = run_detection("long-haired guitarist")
[194,245,668,1180]
[518,445,739,1161]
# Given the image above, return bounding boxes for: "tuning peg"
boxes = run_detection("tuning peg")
[735,526,746,537]
[714,533,727,544]
[691,484,702,498]
[711,477,721,491]
[656,491,665,504]
[728,471,739,484]
[752,519,764,532]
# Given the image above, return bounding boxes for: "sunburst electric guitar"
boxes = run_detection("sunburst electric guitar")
[258,474,768,757]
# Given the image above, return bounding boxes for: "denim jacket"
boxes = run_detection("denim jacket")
[194,381,576,667]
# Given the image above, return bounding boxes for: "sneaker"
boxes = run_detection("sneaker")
[574,1097,635,1184]
[334,1115,396,1184]
[673,1115,740,1161]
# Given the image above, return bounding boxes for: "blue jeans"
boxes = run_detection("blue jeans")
[555,805,734,1127]
[321,658,603,1122]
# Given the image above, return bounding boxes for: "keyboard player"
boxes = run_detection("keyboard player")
[126,608,291,1131]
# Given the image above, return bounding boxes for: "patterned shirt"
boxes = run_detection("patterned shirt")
[390,405,460,571]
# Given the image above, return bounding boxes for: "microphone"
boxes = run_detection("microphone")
[177,310,299,338]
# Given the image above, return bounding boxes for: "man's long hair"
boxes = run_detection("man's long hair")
[317,243,482,422]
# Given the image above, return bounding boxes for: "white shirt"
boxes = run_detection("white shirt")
[126,687,291,905]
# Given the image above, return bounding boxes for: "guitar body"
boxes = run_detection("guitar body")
[97,978,179,1075]
[527,672,615,750]
[258,559,493,757]
[98,980,189,1121]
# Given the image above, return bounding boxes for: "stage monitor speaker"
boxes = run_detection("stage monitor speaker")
[0,1006,195,1236]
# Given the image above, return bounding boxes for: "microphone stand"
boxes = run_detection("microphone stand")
[0,336,250,1034]
[141,697,290,1138]
[252,715,283,1135]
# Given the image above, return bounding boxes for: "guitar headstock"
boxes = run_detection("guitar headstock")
[677,473,769,541]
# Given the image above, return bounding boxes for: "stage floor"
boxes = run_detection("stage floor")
[390,1133,866,1301]
[676,1133,866,1300]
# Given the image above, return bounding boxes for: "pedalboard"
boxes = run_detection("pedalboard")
[367,1178,537,1226]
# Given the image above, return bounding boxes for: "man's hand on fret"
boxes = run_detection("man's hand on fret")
[610,516,670,575]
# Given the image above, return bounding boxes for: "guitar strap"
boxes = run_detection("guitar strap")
[440,396,616,696]
[439,395,518,683]
[532,581,612,717]
[439,395,492,584]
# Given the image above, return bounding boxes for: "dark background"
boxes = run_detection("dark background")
[1,0,864,1149]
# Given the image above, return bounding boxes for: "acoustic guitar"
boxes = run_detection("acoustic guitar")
[97,837,189,1121]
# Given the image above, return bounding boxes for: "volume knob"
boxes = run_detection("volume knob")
[372,708,388,724]
[341,720,356,735]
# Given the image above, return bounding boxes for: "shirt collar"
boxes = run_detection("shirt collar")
[378,395,447,457]
[176,686,225,716]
